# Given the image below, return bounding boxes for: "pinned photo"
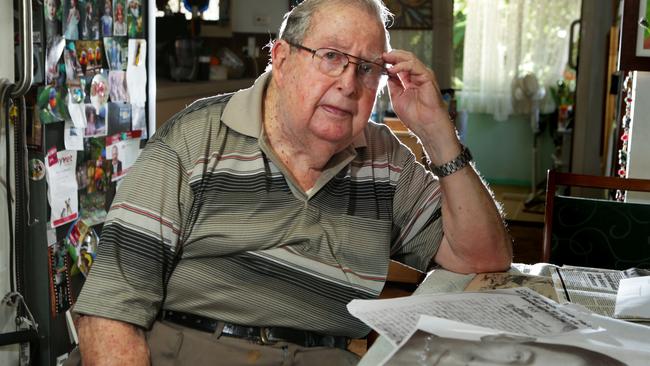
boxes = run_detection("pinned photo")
[113,0,127,36]
[46,36,66,85]
[108,70,128,103]
[100,0,113,37]
[90,72,109,111]
[81,0,100,40]
[44,0,62,41]
[126,0,144,37]
[37,86,67,124]
[64,0,81,40]
[103,36,128,70]
[75,40,104,75]
[107,102,131,135]
[84,104,107,137]
[64,41,84,82]
[106,130,142,182]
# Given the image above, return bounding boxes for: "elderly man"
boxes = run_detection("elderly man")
[73,0,511,364]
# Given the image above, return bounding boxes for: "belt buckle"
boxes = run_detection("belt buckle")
[259,327,276,345]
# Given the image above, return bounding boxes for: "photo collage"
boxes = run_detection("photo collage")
[41,0,147,226]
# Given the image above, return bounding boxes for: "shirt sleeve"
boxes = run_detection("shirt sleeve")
[73,138,188,328]
[390,141,444,271]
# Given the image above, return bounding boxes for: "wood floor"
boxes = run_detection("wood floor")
[491,184,546,264]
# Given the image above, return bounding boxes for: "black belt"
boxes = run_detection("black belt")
[161,310,349,350]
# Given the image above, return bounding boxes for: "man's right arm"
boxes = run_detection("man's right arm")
[77,315,150,365]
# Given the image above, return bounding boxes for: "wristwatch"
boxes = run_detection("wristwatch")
[430,145,473,178]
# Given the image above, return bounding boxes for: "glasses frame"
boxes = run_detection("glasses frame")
[286,41,389,89]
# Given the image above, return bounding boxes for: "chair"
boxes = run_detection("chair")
[543,169,650,269]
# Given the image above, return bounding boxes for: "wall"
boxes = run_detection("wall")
[465,113,556,187]
[231,0,288,34]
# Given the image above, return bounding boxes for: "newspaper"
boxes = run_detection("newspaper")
[347,287,593,346]
[551,265,650,319]
[464,272,558,302]
[380,315,650,366]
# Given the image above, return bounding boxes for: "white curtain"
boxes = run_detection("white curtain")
[459,0,581,121]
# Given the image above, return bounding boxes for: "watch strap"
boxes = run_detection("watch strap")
[430,146,473,178]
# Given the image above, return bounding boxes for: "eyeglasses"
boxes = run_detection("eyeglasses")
[287,41,389,90]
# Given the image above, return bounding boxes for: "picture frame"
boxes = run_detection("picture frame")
[384,0,432,30]
[619,0,650,71]
[288,0,434,30]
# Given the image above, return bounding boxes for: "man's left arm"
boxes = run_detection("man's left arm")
[384,50,512,274]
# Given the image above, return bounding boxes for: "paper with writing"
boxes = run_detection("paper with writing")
[347,287,593,346]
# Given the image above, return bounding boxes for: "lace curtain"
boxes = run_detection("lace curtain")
[459,0,581,121]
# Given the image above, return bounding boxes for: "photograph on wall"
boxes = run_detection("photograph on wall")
[37,86,67,124]
[65,220,99,277]
[100,0,113,37]
[106,130,142,182]
[126,0,144,37]
[64,0,81,40]
[46,148,80,228]
[90,72,109,111]
[108,70,129,102]
[103,36,128,70]
[46,36,66,85]
[84,104,107,137]
[76,138,111,225]
[81,0,100,40]
[75,40,104,75]
[384,0,432,29]
[44,0,62,41]
[48,240,73,316]
[113,0,127,36]
[64,41,84,82]
[107,102,131,135]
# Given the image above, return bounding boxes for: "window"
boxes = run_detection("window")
[457,0,581,120]
[158,0,221,21]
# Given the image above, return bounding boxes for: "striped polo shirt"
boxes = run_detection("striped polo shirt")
[74,72,444,338]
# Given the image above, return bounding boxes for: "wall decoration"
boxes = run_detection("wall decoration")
[619,0,650,71]
[384,0,432,29]
[289,0,434,30]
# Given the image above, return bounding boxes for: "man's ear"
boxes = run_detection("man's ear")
[270,40,290,85]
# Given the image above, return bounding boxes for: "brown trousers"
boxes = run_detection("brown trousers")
[64,320,360,365]
[147,320,360,366]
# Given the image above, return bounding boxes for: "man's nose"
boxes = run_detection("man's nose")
[336,63,359,96]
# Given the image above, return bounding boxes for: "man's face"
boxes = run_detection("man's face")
[274,4,385,153]
[112,147,118,160]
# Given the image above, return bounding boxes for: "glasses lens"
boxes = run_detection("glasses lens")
[357,63,387,89]
[314,48,348,76]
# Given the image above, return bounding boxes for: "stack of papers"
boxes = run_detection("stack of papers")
[348,287,650,365]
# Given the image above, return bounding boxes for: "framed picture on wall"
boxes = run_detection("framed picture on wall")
[288,0,434,30]
[619,0,650,71]
[384,0,432,29]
